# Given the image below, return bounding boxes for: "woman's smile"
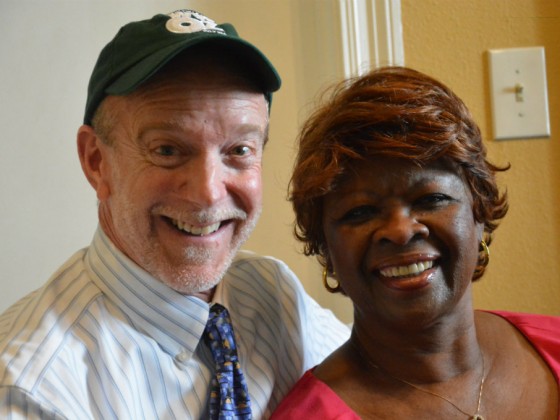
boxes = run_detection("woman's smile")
[378,261,436,292]
[378,259,434,278]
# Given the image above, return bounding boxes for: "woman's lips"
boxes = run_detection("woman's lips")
[379,260,434,278]
[377,260,437,291]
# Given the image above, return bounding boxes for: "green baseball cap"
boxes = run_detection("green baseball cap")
[83,9,281,125]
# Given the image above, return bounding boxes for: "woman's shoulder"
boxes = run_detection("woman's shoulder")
[481,309,560,341]
[480,310,560,374]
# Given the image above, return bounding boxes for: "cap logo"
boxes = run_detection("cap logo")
[165,10,226,35]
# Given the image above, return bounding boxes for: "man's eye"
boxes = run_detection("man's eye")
[231,145,251,156]
[155,145,178,156]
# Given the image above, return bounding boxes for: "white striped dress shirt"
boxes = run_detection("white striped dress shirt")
[0,228,349,419]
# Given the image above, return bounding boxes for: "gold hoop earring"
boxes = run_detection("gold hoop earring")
[480,240,490,261]
[322,267,341,294]
[473,240,490,280]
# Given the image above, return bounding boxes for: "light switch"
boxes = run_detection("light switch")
[488,47,550,140]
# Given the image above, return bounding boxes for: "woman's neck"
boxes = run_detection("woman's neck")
[350,305,482,383]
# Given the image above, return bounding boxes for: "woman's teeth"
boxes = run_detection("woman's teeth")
[171,219,220,236]
[379,260,434,278]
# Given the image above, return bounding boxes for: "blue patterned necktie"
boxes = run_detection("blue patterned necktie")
[204,303,252,419]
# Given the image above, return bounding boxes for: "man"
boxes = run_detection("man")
[0,9,349,419]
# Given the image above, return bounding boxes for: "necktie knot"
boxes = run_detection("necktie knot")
[204,303,252,419]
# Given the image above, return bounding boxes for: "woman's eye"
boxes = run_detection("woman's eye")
[340,206,379,223]
[417,193,452,207]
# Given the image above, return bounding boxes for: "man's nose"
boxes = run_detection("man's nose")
[181,154,227,207]
[372,208,429,245]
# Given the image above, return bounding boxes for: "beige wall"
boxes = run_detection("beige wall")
[402,0,560,315]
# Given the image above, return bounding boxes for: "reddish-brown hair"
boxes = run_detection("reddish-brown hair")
[289,67,508,280]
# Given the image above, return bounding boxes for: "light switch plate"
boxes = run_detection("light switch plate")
[488,47,550,140]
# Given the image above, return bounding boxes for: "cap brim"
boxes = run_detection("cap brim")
[106,35,281,96]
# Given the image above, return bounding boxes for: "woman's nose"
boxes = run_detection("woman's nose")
[372,208,429,245]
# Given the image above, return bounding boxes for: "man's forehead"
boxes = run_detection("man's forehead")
[127,85,269,130]
[129,77,268,113]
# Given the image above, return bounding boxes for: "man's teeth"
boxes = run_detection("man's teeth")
[171,219,220,236]
[379,261,434,278]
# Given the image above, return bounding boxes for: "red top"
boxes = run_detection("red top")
[271,311,560,419]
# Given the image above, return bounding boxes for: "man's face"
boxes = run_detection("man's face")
[93,71,268,296]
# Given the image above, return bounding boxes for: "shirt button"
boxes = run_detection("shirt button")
[176,352,188,363]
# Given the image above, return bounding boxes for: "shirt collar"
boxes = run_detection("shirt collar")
[85,227,211,359]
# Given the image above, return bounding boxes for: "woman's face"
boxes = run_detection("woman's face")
[322,157,483,327]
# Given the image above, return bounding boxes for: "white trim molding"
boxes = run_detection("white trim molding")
[338,0,404,77]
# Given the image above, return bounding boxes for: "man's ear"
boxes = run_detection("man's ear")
[77,125,111,201]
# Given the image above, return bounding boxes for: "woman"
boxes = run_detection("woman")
[272,67,559,419]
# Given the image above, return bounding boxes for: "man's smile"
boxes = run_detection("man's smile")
[169,217,222,236]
